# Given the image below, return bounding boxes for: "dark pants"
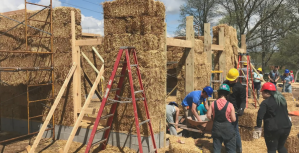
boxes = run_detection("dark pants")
[254,82,261,99]
[264,128,291,153]
[213,136,236,153]
[232,115,242,152]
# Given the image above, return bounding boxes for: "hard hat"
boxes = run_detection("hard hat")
[285,69,290,74]
[226,68,239,81]
[218,84,230,92]
[257,68,262,72]
[261,82,276,91]
[168,102,178,107]
[243,62,247,66]
[203,86,213,97]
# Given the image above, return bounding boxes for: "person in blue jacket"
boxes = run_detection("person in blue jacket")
[281,69,293,93]
[181,86,213,122]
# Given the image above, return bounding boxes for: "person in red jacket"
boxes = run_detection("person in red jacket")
[290,70,295,83]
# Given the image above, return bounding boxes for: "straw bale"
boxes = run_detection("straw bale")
[195,137,226,153]
[285,129,299,153]
[239,108,258,127]
[282,93,295,101]
[169,135,202,153]
[242,138,267,153]
[239,126,257,141]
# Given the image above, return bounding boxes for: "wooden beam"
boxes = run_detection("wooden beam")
[71,11,80,122]
[238,48,245,53]
[75,38,103,46]
[219,27,226,80]
[63,65,104,153]
[82,33,101,37]
[241,35,247,53]
[185,16,195,95]
[92,47,104,64]
[166,38,192,48]
[204,23,212,65]
[81,51,105,80]
[211,44,224,51]
[28,63,77,153]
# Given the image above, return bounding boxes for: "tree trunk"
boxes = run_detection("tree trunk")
[295,70,299,83]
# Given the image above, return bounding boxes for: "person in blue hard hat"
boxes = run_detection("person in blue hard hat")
[181,86,213,122]
[281,69,293,93]
[166,102,180,136]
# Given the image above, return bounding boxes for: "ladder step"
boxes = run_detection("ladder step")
[28,83,53,87]
[29,114,43,119]
[92,138,107,147]
[110,88,120,91]
[29,98,53,103]
[101,114,114,120]
[130,64,138,67]
[238,76,246,78]
[117,96,144,101]
[96,126,110,133]
[242,83,247,86]
[107,99,132,104]
[239,61,247,63]
[139,119,150,126]
[134,90,143,94]
[211,80,221,83]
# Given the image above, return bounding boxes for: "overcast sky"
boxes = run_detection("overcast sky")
[0,0,185,37]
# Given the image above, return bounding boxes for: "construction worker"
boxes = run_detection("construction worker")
[166,102,180,136]
[207,84,236,153]
[255,82,292,153]
[181,86,213,122]
[253,68,263,100]
[290,70,295,83]
[281,69,293,93]
[268,66,280,89]
[223,68,246,153]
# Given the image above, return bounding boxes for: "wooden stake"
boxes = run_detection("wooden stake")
[63,65,104,153]
[29,63,77,153]
[204,23,212,65]
[219,27,226,79]
[185,16,195,95]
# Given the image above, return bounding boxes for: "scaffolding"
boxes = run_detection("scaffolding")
[0,0,55,143]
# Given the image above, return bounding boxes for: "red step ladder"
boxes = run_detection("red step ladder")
[85,46,157,153]
[237,53,258,108]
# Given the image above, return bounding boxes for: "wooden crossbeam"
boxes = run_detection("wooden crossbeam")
[75,38,103,46]
[28,63,77,153]
[82,33,101,37]
[211,44,224,51]
[166,38,192,48]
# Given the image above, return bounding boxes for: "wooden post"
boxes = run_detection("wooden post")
[241,35,247,53]
[71,11,81,122]
[219,27,226,80]
[29,63,77,153]
[204,23,212,65]
[63,65,104,153]
[185,16,195,95]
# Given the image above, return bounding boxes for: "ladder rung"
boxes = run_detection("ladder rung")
[107,99,132,104]
[139,119,150,126]
[213,90,217,92]
[27,35,51,38]
[96,126,110,133]
[29,98,53,103]
[211,80,221,83]
[134,90,143,94]
[211,71,223,73]
[110,88,120,91]
[130,64,138,67]
[26,2,50,7]
[239,61,247,63]
[238,76,246,78]
[242,83,247,86]
[116,96,144,101]
[92,139,107,147]
[101,114,114,120]
[28,83,53,87]
[115,75,124,77]
[119,46,135,49]
[29,114,43,119]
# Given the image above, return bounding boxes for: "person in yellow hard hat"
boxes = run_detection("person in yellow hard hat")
[223,68,246,153]
[253,68,263,100]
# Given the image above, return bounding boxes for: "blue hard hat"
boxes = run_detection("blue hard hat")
[168,102,178,107]
[203,86,213,97]
[285,69,290,74]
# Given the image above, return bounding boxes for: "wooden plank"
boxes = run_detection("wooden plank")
[63,65,104,153]
[238,48,245,53]
[219,27,226,81]
[185,16,195,95]
[92,47,104,64]
[211,44,224,51]
[82,33,101,37]
[81,51,105,80]
[204,23,212,64]
[241,35,247,53]
[166,38,192,48]
[29,63,77,153]
[75,38,103,46]
[78,107,97,115]
[71,11,79,122]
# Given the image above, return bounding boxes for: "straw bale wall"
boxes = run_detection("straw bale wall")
[0,7,83,126]
[102,0,166,135]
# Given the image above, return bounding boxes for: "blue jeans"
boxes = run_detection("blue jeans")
[232,115,242,152]
[213,136,236,153]
[282,84,292,93]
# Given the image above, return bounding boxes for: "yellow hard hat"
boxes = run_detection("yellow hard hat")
[243,62,247,66]
[226,68,239,81]
[257,68,262,72]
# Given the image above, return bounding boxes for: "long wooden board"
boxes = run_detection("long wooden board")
[166,38,192,48]
[28,63,77,153]
[75,38,103,46]
[63,65,104,153]
[185,16,195,95]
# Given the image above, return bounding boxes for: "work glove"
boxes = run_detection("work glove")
[253,126,262,139]
[237,108,244,116]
